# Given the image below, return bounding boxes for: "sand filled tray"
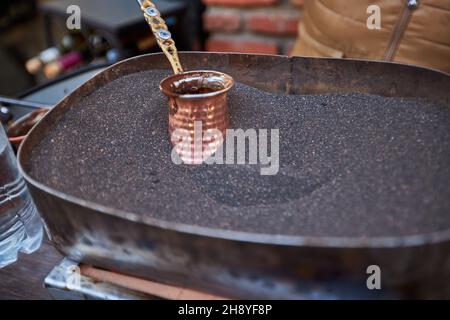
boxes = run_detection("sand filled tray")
[17,53,450,298]
[26,69,450,238]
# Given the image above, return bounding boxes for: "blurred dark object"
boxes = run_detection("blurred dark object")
[0,47,35,96]
[0,1,43,96]
[8,107,48,135]
[167,0,206,50]
[0,0,36,32]
[39,0,187,60]
[0,95,51,148]
[0,106,13,125]
[1,64,106,151]
[7,108,48,149]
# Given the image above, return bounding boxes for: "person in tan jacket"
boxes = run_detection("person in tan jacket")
[291,0,450,73]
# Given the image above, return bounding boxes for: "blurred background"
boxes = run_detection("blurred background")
[1,0,447,117]
[0,0,302,97]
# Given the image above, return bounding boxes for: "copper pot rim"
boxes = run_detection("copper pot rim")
[159,70,234,99]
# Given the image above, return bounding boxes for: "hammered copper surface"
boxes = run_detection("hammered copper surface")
[160,70,234,164]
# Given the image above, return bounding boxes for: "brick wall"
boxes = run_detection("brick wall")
[203,0,303,55]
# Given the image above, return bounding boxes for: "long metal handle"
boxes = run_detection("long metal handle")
[0,96,52,109]
[137,0,183,74]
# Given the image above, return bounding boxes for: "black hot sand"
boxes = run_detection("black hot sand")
[27,70,450,237]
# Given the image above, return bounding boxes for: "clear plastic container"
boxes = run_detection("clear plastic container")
[0,125,43,268]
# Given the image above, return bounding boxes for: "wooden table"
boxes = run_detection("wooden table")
[0,239,63,300]
[0,238,227,300]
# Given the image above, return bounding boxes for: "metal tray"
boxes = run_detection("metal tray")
[18,52,450,299]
